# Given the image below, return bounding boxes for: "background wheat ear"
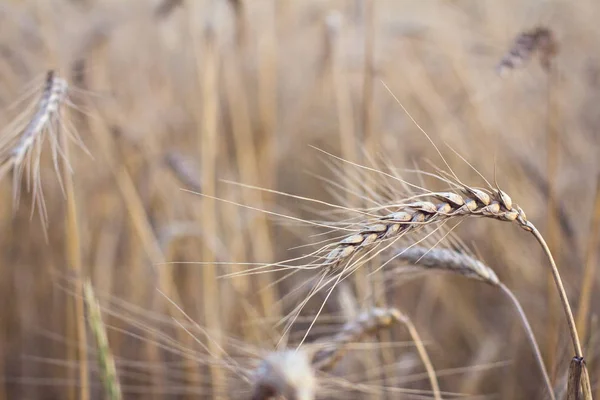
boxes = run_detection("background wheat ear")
[496,26,558,75]
[0,69,88,229]
[390,246,556,400]
[310,307,401,372]
[309,306,442,400]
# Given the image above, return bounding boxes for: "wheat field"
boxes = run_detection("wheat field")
[0,0,599,399]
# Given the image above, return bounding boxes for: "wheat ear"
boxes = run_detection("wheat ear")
[393,311,443,400]
[83,280,122,400]
[496,26,558,75]
[323,188,522,270]
[0,70,89,228]
[7,72,67,162]
[0,71,66,221]
[324,183,587,393]
[309,307,442,400]
[311,307,401,371]
[390,246,500,285]
[390,246,555,400]
[251,350,316,400]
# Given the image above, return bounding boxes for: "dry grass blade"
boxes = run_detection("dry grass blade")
[83,280,122,400]
[576,174,600,341]
[396,312,443,400]
[525,226,588,366]
[251,350,316,400]
[60,99,89,400]
[582,362,593,400]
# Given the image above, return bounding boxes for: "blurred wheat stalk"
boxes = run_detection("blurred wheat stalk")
[83,279,122,400]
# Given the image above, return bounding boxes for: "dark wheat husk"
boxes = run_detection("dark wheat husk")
[496,26,558,75]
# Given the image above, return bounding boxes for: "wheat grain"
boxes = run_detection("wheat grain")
[323,187,526,272]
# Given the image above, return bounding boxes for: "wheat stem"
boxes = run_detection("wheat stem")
[400,315,442,400]
[311,307,401,372]
[526,223,592,399]
[526,224,582,357]
[393,246,554,399]
[582,363,593,400]
[59,92,89,400]
[197,20,225,399]
[83,280,122,400]
[499,283,555,400]
[576,174,600,341]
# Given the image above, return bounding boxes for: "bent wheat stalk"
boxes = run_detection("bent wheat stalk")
[390,246,555,400]
[311,307,402,371]
[311,307,442,400]
[525,226,588,368]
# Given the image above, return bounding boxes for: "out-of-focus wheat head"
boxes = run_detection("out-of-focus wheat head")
[251,350,316,400]
[311,307,402,372]
[497,26,558,75]
[0,70,86,227]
